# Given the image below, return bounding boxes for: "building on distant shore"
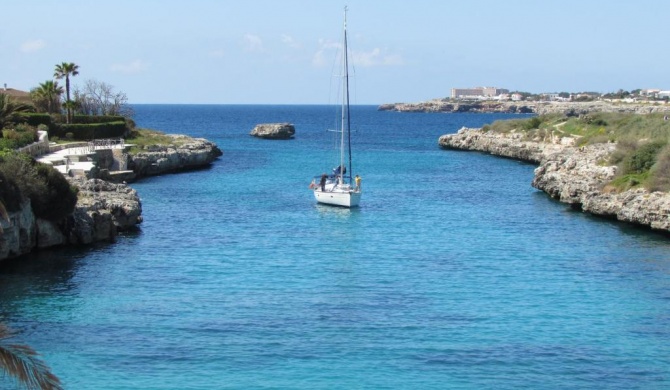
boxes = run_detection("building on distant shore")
[451,86,509,99]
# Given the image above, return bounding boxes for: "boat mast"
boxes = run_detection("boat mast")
[342,6,352,182]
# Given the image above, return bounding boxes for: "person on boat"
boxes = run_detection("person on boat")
[319,174,327,192]
[355,174,361,191]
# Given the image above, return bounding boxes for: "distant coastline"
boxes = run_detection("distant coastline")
[379,100,670,115]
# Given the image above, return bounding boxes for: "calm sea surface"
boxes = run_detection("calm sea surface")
[1,105,669,389]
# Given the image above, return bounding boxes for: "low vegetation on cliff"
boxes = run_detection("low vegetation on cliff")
[482,112,670,192]
[0,151,77,221]
[125,128,192,154]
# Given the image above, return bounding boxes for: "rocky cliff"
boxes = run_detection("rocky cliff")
[381,100,670,115]
[1,134,221,261]
[438,128,670,233]
[1,178,142,260]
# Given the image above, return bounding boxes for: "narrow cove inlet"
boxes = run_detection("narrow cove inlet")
[1,105,668,389]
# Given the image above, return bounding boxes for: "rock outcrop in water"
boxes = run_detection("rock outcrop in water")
[438,128,670,233]
[250,123,295,139]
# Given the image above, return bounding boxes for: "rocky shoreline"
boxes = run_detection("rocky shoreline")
[0,135,222,261]
[380,100,670,115]
[438,128,670,233]
[126,135,223,180]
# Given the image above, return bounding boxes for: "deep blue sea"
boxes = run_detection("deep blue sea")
[1,105,670,389]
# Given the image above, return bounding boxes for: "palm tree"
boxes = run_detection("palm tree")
[0,323,63,390]
[53,62,79,124]
[0,94,34,130]
[30,81,64,114]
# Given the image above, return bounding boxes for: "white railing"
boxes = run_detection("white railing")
[92,138,125,150]
[17,131,50,157]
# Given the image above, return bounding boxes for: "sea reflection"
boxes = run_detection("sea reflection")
[0,245,107,310]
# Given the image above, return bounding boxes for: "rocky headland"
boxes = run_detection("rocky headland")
[380,100,670,116]
[438,128,670,232]
[1,134,222,261]
[125,135,223,180]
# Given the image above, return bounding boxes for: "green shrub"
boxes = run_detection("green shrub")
[53,121,127,139]
[610,172,650,191]
[609,138,638,165]
[523,117,542,130]
[32,164,78,221]
[125,128,182,152]
[484,111,670,192]
[0,152,43,206]
[0,151,77,221]
[648,145,670,192]
[0,125,38,150]
[15,113,52,128]
[72,115,126,124]
[621,141,666,174]
[0,170,23,211]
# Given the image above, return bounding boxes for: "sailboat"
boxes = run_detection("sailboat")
[311,7,362,208]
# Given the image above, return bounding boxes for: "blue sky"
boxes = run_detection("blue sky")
[2,0,669,104]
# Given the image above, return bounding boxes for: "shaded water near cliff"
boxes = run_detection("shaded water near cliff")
[1,105,669,389]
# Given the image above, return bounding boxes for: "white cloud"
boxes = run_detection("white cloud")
[312,39,341,67]
[243,34,264,52]
[281,34,301,49]
[110,60,149,74]
[352,48,404,67]
[20,39,46,53]
[312,40,403,68]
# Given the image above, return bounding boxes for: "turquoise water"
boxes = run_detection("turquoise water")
[1,105,669,389]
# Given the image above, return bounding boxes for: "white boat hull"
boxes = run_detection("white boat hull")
[314,189,361,207]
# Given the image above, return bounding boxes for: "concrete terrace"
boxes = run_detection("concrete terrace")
[29,133,131,178]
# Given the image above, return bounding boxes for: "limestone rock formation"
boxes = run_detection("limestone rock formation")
[128,135,223,179]
[250,123,295,139]
[0,178,142,260]
[439,128,670,233]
